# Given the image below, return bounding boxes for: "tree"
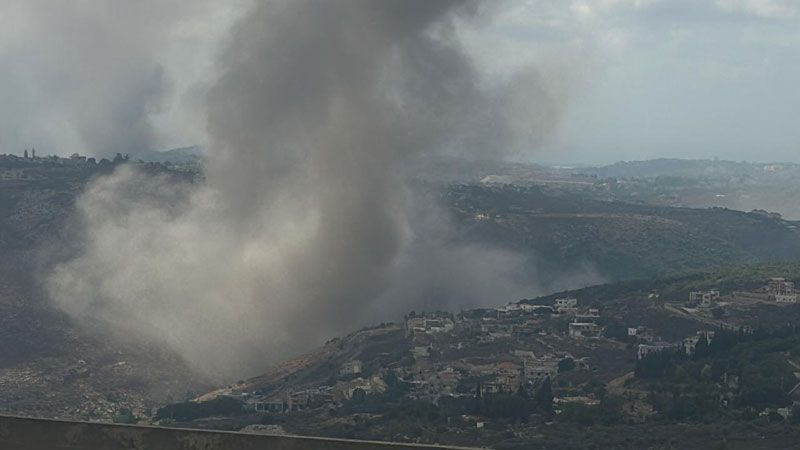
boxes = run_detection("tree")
[693,334,710,359]
[558,357,575,373]
[535,377,554,414]
[635,350,676,379]
[701,364,713,380]
[470,381,483,415]
[517,382,529,399]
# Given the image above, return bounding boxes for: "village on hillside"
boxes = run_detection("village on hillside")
[160,274,800,440]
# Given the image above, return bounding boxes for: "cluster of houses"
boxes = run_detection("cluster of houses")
[0,151,129,180]
[569,306,603,339]
[718,277,798,305]
[249,363,388,414]
[246,283,784,417]
[0,151,107,167]
[405,314,455,335]
[244,353,565,414]
[243,304,597,415]
[766,277,797,303]
[636,329,724,360]
[237,277,800,422]
[688,290,721,308]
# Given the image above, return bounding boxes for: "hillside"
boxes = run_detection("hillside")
[2,157,800,425]
[0,156,209,421]
[580,158,800,180]
[449,184,800,282]
[169,261,800,449]
[577,159,800,220]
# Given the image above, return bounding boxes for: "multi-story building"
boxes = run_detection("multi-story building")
[569,321,603,338]
[767,278,797,303]
[689,290,720,308]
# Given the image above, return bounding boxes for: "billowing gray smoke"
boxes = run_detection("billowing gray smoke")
[47,0,574,378]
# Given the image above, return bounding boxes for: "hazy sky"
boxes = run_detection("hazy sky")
[1,0,798,164]
[481,0,800,164]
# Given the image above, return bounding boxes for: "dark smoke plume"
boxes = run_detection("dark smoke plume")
[47,0,576,378]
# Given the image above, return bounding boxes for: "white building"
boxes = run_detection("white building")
[405,315,455,335]
[338,360,362,376]
[689,290,720,308]
[575,308,600,323]
[638,342,673,360]
[767,278,797,303]
[555,297,578,310]
[523,357,559,381]
[569,321,603,338]
[411,346,431,358]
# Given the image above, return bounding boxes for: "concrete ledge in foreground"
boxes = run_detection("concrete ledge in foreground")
[0,415,478,450]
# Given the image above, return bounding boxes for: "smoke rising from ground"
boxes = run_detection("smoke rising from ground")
[47,0,578,378]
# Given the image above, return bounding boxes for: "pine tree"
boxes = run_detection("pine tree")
[535,377,554,414]
[694,333,709,359]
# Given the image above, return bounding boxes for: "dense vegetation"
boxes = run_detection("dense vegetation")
[155,396,243,422]
[448,184,800,283]
[527,261,800,305]
[635,325,800,421]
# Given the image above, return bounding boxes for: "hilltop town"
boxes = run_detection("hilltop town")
[154,264,800,449]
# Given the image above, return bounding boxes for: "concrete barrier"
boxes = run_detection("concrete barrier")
[0,415,476,450]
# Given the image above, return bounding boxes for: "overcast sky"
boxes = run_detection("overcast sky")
[1,0,798,164]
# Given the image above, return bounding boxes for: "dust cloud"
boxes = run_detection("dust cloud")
[46,1,581,378]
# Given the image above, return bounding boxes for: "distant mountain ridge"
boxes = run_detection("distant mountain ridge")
[580,158,800,180]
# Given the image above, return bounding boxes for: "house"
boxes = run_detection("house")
[512,350,536,359]
[287,391,310,411]
[254,399,285,414]
[494,362,522,391]
[426,318,455,333]
[683,330,715,355]
[69,153,87,163]
[405,314,455,335]
[523,357,558,382]
[480,381,503,395]
[408,380,438,402]
[689,290,720,308]
[437,367,460,385]
[628,326,656,342]
[499,302,521,312]
[569,321,603,338]
[338,360,362,376]
[422,368,462,400]
[335,376,387,400]
[555,297,578,309]
[575,308,600,323]
[487,331,512,341]
[411,346,431,358]
[767,277,797,303]
[638,342,673,360]
[554,297,578,314]
[406,317,427,334]
[495,361,521,378]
